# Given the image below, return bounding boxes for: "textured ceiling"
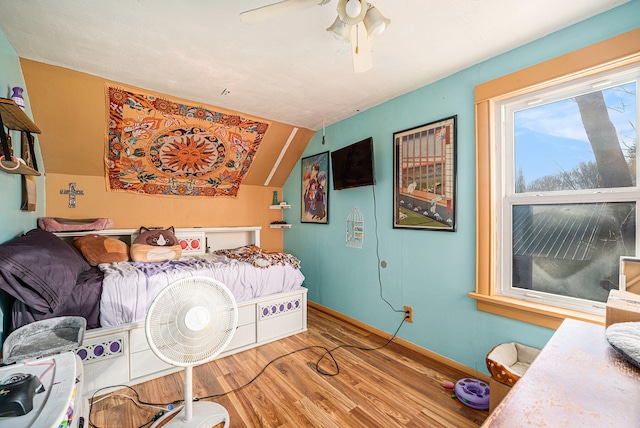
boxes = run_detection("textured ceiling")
[0,0,629,130]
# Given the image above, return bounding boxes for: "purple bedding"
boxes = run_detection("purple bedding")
[0,229,304,333]
[0,229,101,332]
[11,267,103,331]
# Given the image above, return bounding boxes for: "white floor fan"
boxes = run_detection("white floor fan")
[145,276,238,427]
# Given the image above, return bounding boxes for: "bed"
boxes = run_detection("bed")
[0,226,307,395]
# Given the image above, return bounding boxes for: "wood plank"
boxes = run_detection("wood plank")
[87,307,488,427]
[0,159,40,175]
[0,98,41,133]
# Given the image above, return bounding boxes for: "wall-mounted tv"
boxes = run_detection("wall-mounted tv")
[331,137,376,190]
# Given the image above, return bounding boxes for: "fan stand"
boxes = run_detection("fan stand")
[146,277,237,428]
[152,366,229,428]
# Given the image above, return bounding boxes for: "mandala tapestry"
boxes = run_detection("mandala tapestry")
[106,85,270,197]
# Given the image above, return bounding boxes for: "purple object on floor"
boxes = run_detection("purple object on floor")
[454,378,490,410]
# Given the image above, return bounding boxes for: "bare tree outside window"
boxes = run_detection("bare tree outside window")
[506,78,637,309]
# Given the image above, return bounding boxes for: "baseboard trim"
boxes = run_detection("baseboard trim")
[308,301,491,383]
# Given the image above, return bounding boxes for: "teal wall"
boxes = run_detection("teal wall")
[0,27,44,243]
[283,1,640,373]
[0,27,45,338]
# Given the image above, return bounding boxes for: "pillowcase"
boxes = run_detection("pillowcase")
[0,229,90,314]
[73,234,129,266]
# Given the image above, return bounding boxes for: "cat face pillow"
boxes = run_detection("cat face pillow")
[130,226,182,262]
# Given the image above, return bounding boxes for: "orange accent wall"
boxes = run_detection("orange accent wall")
[20,60,314,251]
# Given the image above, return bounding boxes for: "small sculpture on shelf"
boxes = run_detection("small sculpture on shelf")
[11,87,25,110]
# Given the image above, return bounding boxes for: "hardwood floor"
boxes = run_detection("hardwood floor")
[86,307,489,427]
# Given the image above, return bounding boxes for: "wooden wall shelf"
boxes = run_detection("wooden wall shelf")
[0,98,41,134]
[0,159,40,176]
[270,223,292,229]
[0,97,41,177]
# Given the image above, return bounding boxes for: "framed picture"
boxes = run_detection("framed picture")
[393,115,457,231]
[301,151,329,224]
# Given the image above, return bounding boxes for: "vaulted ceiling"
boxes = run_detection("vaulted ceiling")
[0,0,628,133]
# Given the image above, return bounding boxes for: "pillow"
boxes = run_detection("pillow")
[38,217,114,232]
[0,229,90,314]
[606,322,640,369]
[130,226,182,262]
[73,234,130,266]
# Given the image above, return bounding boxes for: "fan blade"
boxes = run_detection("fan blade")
[351,24,372,73]
[240,0,328,24]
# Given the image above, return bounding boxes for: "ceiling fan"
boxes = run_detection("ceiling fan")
[240,0,390,73]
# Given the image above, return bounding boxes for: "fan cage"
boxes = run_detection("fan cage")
[146,276,238,367]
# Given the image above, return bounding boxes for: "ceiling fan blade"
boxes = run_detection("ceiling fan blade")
[240,0,329,24]
[351,24,372,73]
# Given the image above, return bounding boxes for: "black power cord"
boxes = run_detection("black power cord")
[201,311,407,401]
[371,184,405,315]
[87,314,407,428]
[87,384,183,428]
[89,180,407,427]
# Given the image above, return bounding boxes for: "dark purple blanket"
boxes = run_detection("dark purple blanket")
[11,266,103,331]
[0,229,102,333]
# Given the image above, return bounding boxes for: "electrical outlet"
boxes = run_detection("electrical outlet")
[404,305,413,323]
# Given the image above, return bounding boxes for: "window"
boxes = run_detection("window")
[472,29,640,328]
[499,67,638,315]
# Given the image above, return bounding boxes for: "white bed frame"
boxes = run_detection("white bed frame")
[55,226,307,396]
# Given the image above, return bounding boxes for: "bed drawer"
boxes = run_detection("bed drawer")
[77,332,129,392]
[132,321,257,358]
[83,356,129,393]
[130,349,176,381]
[258,310,304,342]
[129,305,255,354]
[129,327,152,354]
[257,293,306,342]
[130,323,256,380]
[225,323,256,352]
[237,303,256,326]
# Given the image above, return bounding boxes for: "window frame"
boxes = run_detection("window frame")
[498,67,639,315]
[470,29,640,329]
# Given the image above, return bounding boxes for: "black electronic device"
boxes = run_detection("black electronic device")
[331,137,376,190]
[0,373,44,416]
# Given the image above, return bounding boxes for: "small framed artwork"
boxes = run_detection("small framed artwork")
[393,115,457,231]
[301,151,329,224]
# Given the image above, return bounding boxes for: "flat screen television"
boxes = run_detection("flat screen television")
[331,137,376,190]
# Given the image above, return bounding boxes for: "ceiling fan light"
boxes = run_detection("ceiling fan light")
[345,0,362,18]
[336,0,367,25]
[326,16,352,43]
[363,5,390,39]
